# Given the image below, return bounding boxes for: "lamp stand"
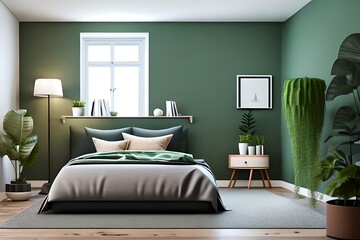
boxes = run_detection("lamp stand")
[39,94,51,195]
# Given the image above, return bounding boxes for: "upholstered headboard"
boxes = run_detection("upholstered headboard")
[69,125,188,159]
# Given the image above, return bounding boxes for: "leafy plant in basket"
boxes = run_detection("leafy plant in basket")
[312,33,360,208]
[0,109,39,183]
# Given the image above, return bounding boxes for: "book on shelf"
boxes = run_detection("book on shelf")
[91,99,111,116]
[166,100,179,117]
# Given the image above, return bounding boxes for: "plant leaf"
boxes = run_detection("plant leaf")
[338,33,360,64]
[332,106,358,129]
[331,59,353,76]
[19,135,38,167]
[0,134,18,159]
[3,110,33,144]
[326,75,355,101]
[326,165,360,199]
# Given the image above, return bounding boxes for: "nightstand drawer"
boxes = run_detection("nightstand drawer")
[228,155,269,168]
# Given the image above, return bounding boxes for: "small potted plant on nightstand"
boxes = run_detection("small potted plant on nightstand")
[238,133,253,155]
[253,135,266,155]
[72,100,85,116]
[238,110,256,155]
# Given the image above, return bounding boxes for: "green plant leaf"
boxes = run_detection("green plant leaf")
[3,110,33,144]
[326,165,360,199]
[326,75,355,101]
[324,106,360,142]
[19,135,38,167]
[331,59,353,76]
[332,106,358,130]
[238,110,256,135]
[72,100,85,107]
[332,60,360,89]
[314,156,337,182]
[0,134,18,159]
[338,33,360,64]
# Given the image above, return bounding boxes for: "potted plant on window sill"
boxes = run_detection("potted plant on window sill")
[312,33,360,240]
[72,100,85,116]
[0,109,39,201]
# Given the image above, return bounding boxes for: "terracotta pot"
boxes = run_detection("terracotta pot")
[327,199,360,240]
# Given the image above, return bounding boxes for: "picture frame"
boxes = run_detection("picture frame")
[236,75,272,109]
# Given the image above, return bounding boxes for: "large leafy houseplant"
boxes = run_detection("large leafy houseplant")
[312,33,360,207]
[283,77,326,199]
[312,33,360,240]
[0,109,39,183]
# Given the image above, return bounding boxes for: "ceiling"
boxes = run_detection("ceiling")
[1,0,311,22]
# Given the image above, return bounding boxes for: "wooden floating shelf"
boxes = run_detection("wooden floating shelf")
[61,115,193,124]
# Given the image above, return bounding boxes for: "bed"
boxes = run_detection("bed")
[39,125,226,213]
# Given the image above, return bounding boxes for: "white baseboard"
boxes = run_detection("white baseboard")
[28,180,48,188]
[216,179,334,203]
[216,180,283,188]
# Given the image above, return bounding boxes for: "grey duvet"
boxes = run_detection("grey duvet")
[39,151,226,213]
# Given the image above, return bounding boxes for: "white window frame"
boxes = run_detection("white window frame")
[80,32,149,116]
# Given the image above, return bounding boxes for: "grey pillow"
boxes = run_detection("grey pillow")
[84,127,132,153]
[132,125,184,152]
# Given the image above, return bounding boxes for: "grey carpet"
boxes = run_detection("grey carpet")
[0,188,326,229]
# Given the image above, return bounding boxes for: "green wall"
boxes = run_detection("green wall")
[19,22,282,181]
[281,0,360,185]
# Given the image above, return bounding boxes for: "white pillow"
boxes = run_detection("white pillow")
[122,132,173,150]
[92,137,130,152]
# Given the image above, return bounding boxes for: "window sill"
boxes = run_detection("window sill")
[61,115,193,124]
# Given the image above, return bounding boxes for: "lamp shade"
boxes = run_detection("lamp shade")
[33,79,63,97]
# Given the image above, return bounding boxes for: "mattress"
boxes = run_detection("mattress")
[39,151,226,213]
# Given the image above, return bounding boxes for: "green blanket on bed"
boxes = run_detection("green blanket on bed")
[68,150,195,166]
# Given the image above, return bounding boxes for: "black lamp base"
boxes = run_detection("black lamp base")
[39,182,51,195]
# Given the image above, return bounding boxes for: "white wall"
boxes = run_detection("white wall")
[0,1,19,191]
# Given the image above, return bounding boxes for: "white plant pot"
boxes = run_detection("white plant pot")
[256,145,264,155]
[248,146,255,155]
[72,107,85,116]
[238,143,248,155]
[5,182,31,201]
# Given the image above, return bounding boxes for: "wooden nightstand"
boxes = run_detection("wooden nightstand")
[228,154,272,188]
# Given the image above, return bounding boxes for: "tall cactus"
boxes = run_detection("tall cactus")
[283,77,326,198]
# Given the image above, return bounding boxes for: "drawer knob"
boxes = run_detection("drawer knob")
[245,161,247,164]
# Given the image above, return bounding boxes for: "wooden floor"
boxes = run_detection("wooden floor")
[0,188,329,240]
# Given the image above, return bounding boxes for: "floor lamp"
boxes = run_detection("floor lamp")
[33,78,63,195]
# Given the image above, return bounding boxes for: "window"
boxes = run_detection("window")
[80,33,149,116]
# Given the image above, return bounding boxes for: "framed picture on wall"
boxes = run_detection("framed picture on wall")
[236,75,272,109]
